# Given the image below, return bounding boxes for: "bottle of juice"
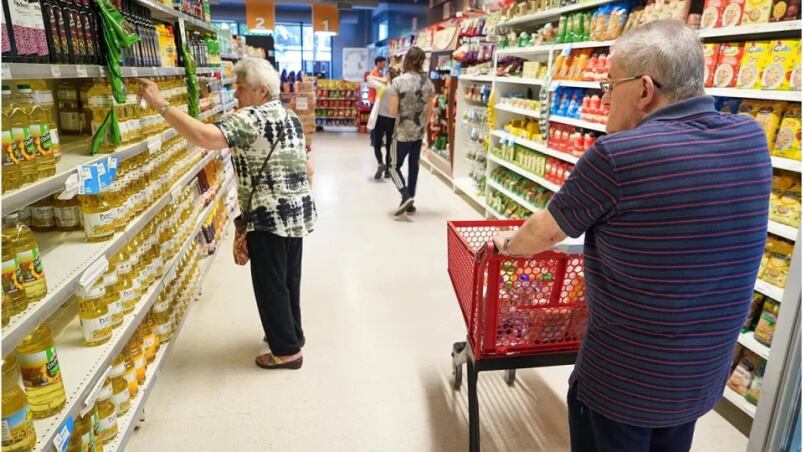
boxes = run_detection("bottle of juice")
[78,193,115,243]
[94,382,117,444]
[2,355,37,451]
[15,324,66,418]
[3,213,47,303]
[5,86,38,185]
[27,80,61,162]
[52,194,82,231]
[108,355,130,416]
[30,197,56,232]
[77,283,112,346]
[74,403,97,452]
[1,234,28,319]
[2,86,24,192]
[14,84,56,179]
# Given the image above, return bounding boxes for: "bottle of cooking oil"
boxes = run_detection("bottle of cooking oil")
[86,79,113,154]
[57,81,84,136]
[77,283,112,347]
[74,403,97,452]
[99,270,123,329]
[2,355,37,451]
[1,235,28,319]
[52,194,82,231]
[108,355,130,416]
[15,324,66,418]
[78,193,115,243]
[27,80,61,162]
[5,86,38,186]
[122,348,138,399]
[151,303,172,344]
[95,382,117,444]
[141,314,159,363]
[129,335,146,386]
[30,197,55,232]
[65,429,83,452]
[2,86,24,192]
[3,213,47,303]
[14,84,56,179]
[105,176,127,234]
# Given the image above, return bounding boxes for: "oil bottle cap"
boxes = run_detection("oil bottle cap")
[16,84,32,93]
[1,85,9,93]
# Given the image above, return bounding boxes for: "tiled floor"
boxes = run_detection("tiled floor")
[128,132,750,452]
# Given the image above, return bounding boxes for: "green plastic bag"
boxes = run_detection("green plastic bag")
[181,44,200,118]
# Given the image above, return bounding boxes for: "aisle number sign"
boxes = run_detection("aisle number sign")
[312,3,339,35]
[246,0,275,32]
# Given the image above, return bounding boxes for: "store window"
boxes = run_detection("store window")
[273,22,332,77]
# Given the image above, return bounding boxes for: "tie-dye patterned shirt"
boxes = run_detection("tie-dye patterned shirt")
[215,100,317,238]
[389,72,435,142]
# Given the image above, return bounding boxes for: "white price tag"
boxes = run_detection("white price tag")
[76,65,88,77]
[1,64,10,79]
[60,173,80,199]
[131,67,139,77]
[549,81,560,92]
[51,65,62,77]
[80,367,110,418]
[147,136,163,154]
[171,184,184,202]
[99,67,107,77]
[79,257,109,291]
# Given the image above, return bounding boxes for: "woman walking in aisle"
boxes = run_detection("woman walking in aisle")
[388,47,435,215]
[136,58,316,370]
[368,67,400,179]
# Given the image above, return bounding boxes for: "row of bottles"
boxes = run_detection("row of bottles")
[1,213,48,327]
[2,84,60,193]
[114,0,160,67]
[1,0,104,65]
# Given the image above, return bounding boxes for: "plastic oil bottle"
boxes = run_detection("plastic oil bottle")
[77,283,113,347]
[30,198,56,233]
[95,381,118,444]
[151,303,172,344]
[74,403,98,452]
[122,347,138,399]
[52,194,83,232]
[127,337,146,387]
[141,314,160,363]
[1,235,28,318]
[64,430,83,452]
[78,193,115,243]
[3,213,47,303]
[15,324,66,418]
[100,269,123,329]
[2,86,24,192]
[2,355,37,451]
[27,80,61,162]
[5,85,38,186]
[108,355,130,416]
[14,84,56,179]
[86,79,114,154]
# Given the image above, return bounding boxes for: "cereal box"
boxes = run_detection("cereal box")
[737,41,772,89]
[773,106,801,160]
[701,0,726,27]
[714,43,745,88]
[762,40,802,90]
[721,0,747,26]
[704,43,721,87]
[741,0,774,23]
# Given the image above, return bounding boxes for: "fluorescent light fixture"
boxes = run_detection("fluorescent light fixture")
[314,31,338,37]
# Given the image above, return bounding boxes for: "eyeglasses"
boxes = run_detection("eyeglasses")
[599,75,662,94]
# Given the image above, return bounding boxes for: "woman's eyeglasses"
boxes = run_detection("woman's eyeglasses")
[599,75,663,94]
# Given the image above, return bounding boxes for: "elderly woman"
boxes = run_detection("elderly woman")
[137,58,316,370]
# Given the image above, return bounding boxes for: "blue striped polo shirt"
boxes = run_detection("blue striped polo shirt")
[548,96,772,428]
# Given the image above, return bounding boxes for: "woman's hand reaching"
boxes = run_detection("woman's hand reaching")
[135,78,166,109]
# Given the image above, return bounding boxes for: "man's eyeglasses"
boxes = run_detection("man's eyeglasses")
[599,75,662,94]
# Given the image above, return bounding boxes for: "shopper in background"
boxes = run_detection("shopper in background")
[366,56,387,106]
[388,47,435,215]
[136,58,316,371]
[492,20,771,452]
[368,67,400,180]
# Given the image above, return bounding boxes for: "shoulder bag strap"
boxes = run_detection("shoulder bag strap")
[243,113,288,218]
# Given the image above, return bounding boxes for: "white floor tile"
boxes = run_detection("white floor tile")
[127,132,749,452]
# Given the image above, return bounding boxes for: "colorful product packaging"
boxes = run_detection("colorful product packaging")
[714,43,745,87]
[737,41,773,89]
[761,40,801,90]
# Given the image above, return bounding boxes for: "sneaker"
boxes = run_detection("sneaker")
[407,202,416,214]
[374,165,385,180]
[395,196,414,216]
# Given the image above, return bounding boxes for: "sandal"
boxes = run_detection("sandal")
[255,353,303,370]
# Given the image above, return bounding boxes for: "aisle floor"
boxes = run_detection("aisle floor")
[128,133,750,452]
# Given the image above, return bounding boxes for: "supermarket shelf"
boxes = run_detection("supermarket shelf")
[2,128,179,216]
[199,104,223,120]
[704,87,801,102]
[723,386,757,418]
[222,100,238,112]
[135,0,216,33]
[316,97,358,101]
[494,77,546,86]
[499,0,617,27]
[555,80,602,89]
[492,130,580,164]
[738,331,771,360]
[771,156,801,173]
[423,148,454,182]
[755,279,785,302]
[1,63,189,80]
[496,44,553,56]
[494,103,542,119]
[1,150,217,352]
[497,40,614,56]
[488,152,562,192]
[316,106,361,110]
[768,220,798,242]
[220,53,240,60]
[321,125,359,132]
[698,21,802,39]
[316,116,358,120]
[453,177,489,211]
[487,205,507,219]
[552,40,615,51]
[196,67,220,75]
[549,115,608,133]
[488,179,537,213]
[458,74,495,83]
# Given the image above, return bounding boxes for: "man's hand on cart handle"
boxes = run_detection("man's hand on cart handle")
[493,210,569,257]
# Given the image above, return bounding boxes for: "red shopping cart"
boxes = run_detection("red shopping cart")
[447,220,588,452]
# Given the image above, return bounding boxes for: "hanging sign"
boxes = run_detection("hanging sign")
[246,0,275,32]
[312,3,339,34]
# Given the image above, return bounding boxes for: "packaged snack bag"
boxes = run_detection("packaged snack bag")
[704,43,722,87]
[738,99,762,117]
[714,43,745,87]
[790,51,801,91]
[741,292,765,332]
[722,0,747,25]
[701,0,726,27]
[770,0,801,21]
[753,299,780,346]
[742,0,774,23]
[727,357,755,395]
[737,41,772,89]
[762,237,794,287]
[754,101,787,146]
[773,106,801,159]
[761,40,801,90]
[605,3,631,40]
[770,178,801,227]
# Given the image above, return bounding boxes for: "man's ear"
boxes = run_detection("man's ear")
[638,76,657,111]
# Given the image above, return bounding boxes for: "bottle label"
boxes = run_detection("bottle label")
[17,346,62,388]
[54,206,81,228]
[30,122,53,157]
[120,287,138,305]
[80,314,112,343]
[143,335,156,350]
[1,405,34,447]
[153,299,170,312]
[32,205,55,227]
[59,112,83,133]
[117,259,133,275]
[31,91,54,105]
[49,128,60,146]
[103,271,118,287]
[97,413,116,433]
[134,357,145,371]
[1,257,25,297]
[1,130,23,165]
[155,322,171,337]
[16,247,44,285]
[11,127,36,160]
[82,210,115,239]
[111,389,129,412]
[107,299,123,320]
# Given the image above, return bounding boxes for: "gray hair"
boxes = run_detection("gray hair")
[232,58,281,96]
[611,20,705,102]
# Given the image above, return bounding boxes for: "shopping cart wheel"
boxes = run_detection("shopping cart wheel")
[453,362,463,390]
[505,369,516,386]
[451,342,467,390]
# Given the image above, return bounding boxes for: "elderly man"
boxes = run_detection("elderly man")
[493,20,771,452]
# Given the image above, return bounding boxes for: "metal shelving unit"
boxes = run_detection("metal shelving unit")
[135,0,216,33]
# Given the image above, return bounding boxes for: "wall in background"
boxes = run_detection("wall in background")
[369,3,428,44]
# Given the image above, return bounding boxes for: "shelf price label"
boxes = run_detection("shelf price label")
[147,136,163,154]
[79,256,109,291]
[53,417,75,452]
[76,65,88,77]
[1,65,11,79]
[51,65,62,78]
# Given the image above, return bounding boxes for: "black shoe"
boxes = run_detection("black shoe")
[374,165,385,180]
[263,336,306,348]
[384,170,391,179]
[395,196,414,216]
[407,202,416,214]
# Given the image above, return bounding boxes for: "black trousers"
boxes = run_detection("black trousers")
[372,115,395,166]
[568,383,696,452]
[246,231,304,356]
[389,139,422,199]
